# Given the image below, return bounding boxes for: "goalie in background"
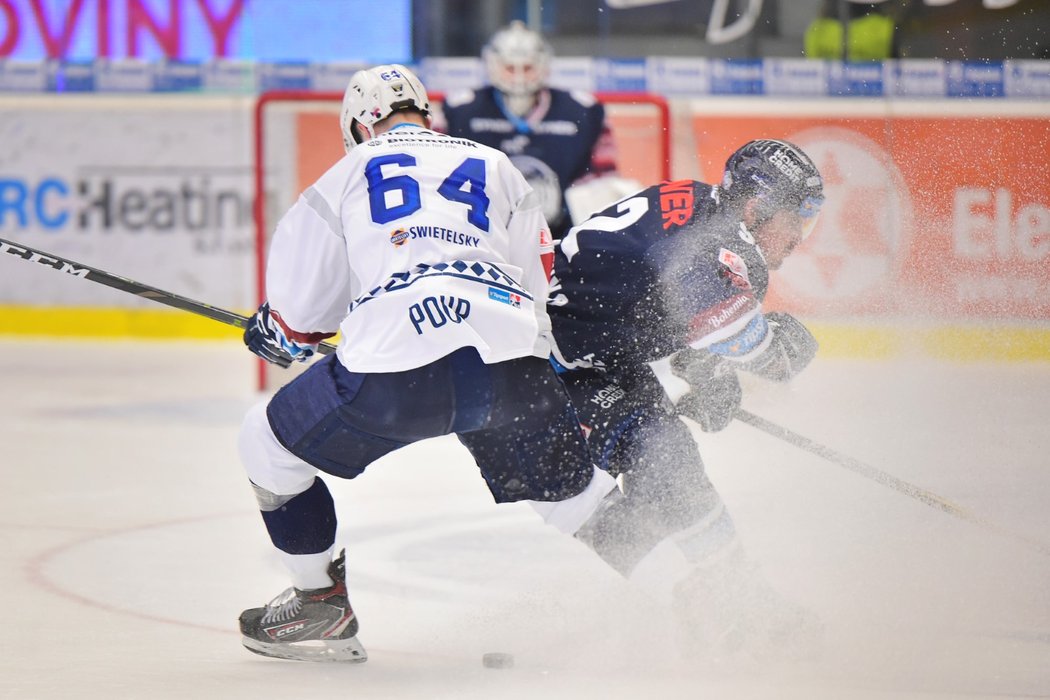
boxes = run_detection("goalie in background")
[548,139,826,659]
[436,20,640,238]
[237,64,616,663]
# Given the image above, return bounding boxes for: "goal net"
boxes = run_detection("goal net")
[253,90,671,389]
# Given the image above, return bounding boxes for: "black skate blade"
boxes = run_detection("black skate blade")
[241,635,368,663]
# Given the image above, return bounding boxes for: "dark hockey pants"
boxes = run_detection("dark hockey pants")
[560,367,738,576]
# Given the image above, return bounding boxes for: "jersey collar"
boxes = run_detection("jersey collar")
[388,122,426,133]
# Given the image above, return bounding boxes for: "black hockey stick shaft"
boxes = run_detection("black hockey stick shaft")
[734,408,1050,557]
[0,236,336,355]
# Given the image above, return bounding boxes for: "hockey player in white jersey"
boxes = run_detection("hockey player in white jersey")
[237,65,615,662]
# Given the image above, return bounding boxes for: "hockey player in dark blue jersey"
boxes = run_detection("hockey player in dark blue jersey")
[555,139,826,657]
[438,21,634,239]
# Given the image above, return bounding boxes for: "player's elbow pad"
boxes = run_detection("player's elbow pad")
[743,312,817,382]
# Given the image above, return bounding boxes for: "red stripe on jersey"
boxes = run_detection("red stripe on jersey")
[271,309,336,345]
[539,226,554,281]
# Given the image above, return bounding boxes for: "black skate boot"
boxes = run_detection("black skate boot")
[239,549,366,662]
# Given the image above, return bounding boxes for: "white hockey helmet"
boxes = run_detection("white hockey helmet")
[340,64,431,152]
[482,20,552,97]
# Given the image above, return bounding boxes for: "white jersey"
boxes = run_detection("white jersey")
[265,123,554,372]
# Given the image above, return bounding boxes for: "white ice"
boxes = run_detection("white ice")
[1,339,1048,699]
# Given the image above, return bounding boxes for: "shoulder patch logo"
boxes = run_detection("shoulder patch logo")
[718,247,752,290]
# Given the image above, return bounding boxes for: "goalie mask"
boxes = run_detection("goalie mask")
[483,20,552,102]
[340,64,431,152]
[721,139,824,240]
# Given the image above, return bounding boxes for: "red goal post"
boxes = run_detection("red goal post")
[252,89,671,389]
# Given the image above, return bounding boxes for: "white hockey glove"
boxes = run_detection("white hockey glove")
[743,312,818,382]
[670,350,742,433]
[243,302,317,368]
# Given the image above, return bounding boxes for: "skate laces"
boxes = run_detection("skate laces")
[260,587,303,624]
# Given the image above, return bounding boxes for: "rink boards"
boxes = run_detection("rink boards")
[0,94,1048,361]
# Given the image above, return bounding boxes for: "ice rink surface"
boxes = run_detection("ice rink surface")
[2,338,1048,700]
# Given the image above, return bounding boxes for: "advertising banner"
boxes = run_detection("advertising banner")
[2,56,1049,99]
[0,95,256,310]
[0,0,411,63]
[687,100,1050,325]
[2,93,1047,357]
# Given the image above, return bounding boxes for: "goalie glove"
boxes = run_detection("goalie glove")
[670,350,742,433]
[243,302,318,368]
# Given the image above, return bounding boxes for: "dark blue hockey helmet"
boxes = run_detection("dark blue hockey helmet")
[721,139,824,238]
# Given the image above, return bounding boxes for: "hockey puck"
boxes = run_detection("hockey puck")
[482,652,514,669]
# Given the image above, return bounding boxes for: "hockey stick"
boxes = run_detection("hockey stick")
[0,236,337,355]
[733,408,1050,557]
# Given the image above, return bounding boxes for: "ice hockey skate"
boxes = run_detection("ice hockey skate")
[671,561,823,666]
[239,550,366,662]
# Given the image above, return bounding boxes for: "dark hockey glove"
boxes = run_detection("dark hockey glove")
[243,302,316,368]
[743,312,818,382]
[670,350,742,432]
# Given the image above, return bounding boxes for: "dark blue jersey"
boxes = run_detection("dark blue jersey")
[441,86,614,237]
[548,180,771,375]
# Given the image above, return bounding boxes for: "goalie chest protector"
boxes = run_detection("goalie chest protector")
[443,86,607,231]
